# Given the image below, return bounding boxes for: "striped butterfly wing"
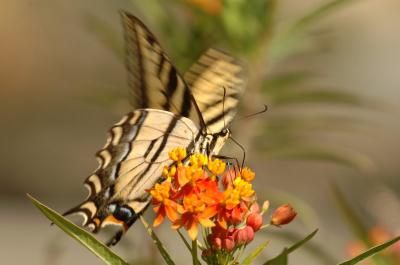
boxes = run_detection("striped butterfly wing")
[122,12,244,132]
[185,48,245,134]
[64,109,199,245]
[122,12,195,118]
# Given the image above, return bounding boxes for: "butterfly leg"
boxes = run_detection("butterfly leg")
[212,154,240,169]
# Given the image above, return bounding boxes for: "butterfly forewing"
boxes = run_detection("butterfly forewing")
[122,12,194,118]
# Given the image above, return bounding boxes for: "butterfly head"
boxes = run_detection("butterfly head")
[208,128,231,156]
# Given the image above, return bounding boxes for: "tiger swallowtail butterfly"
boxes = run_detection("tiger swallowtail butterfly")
[64,11,244,246]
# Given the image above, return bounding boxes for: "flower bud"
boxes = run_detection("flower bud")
[222,236,235,252]
[250,202,260,214]
[262,200,270,214]
[271,204,297,226]
[247,212,263,231]
[201,248,212,262]
[244,226,255,242]
[233,226,255,245]
[207,234,222,250]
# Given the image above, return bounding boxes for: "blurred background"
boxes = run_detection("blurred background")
[1,0,399,264]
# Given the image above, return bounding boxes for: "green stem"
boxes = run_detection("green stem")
[177,229,192,252]
[260,224,271,230]
[192,239,198,265]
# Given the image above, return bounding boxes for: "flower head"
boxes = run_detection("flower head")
[147,147,294,263]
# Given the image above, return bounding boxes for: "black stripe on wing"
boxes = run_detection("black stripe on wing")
[185,48,245,133]
[63,109,199,237]
[121,12,195,118]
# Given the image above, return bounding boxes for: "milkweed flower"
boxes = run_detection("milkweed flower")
[147,148,297,264]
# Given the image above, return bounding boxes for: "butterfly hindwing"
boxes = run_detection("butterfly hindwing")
[185,48,245,133]
[64,109,199,234]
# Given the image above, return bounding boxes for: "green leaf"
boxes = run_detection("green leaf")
[269,0,356,62]
[338,236,400,265]
[263,248,288,265]
[263,230,318,265]
[266,230,337,265]
[286,229,318,253]
[331,185,371,245]
[262,146,375,172]
[288,0,355,34]
[269,90,364,107]
[240,241,270,265]
[140,216,176,265]
[263,72,314,94]
[27,194,129,265]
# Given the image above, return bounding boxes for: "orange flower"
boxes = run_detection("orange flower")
[241,167,255,182]
[186,0,223,15]
[175,165,206,187]
[208,158,226,176]
[174,192,217,240]
[168,147,187,162]
[149,182,180,227]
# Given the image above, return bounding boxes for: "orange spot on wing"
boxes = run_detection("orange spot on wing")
[103,215,129,231]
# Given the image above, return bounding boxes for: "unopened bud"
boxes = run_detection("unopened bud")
[207,234,222,250]
[271,204,297,226]
[222,236,235,252]
[233,226,255,245]
[201,248,212,261]
[250,202,260,214]
[262,200,270,214]
[247,212,263,231]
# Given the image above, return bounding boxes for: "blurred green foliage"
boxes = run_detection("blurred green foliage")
[83,0,375,170]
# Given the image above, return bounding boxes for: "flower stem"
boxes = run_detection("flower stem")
[192,239,198,265]
[177,229,192,252]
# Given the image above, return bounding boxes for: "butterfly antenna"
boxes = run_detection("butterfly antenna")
[243,104,268,119]
[189,92,208,132]
[222,86,227,129]
[229,136,246,169]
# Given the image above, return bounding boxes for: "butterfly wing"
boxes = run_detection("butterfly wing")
[185,48,245,134]
[64,109,199,242]
[122,12,195,118]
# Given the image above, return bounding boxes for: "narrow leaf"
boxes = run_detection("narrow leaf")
[263,230,318,265]
[287,229,318,253]
[140,216,176,265]
[263,248,288,265]
[331,185,371,245]
[288,0,355,34]
[27,194,129,265]
[263,146,375,172]
[338,236,400,265]
[240,241,270,265]
[263,72,314,94]
[266,230,336,265]
[270,90,364,107]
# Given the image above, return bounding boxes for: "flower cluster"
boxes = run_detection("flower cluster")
[148,147,297,264]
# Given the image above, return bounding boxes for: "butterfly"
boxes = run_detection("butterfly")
[64,11,244,246]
